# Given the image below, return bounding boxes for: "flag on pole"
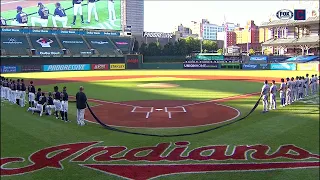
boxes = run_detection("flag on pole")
[200,23,204,38]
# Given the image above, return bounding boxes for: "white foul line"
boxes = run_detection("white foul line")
[164,107,168,112]
[131,106,137,112]
[146,112,150,119]
[181,106,187,112]
[150,107,154,112]
[168,112,172,119]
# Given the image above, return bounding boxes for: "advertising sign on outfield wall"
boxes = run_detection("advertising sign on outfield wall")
[21,65,42,72]
[110,64,126,70]
[0,66,18,73]
[183,63,220,69]
[91,64,109,70]
[296,63,318,71]
[270,63,296,70]
[242,64,270,70]
[250,56,268,61]
[126,55,140,69]
[43,64,91,72]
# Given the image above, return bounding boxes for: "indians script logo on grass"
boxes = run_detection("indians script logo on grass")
[1,142,319,179]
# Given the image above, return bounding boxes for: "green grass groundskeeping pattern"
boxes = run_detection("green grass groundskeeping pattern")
[1,70,319,180]
[1,0,121,30]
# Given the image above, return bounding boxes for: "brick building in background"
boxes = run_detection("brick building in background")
[234,20,261,52]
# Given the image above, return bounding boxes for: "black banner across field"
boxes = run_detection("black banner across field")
[183,63,220,69]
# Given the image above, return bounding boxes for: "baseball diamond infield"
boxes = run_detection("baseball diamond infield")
[29,75,266,128]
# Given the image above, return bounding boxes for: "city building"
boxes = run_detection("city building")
[122,0,144,36]
[260,16,319,55]
[234,20,260,52]
[174,24,199,40]
[217,31,237,47]
[259,27,272,43]
[189,19,224,40]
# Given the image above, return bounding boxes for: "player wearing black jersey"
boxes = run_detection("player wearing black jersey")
[28,81,36,107]
[20,79,27,107]
[53,86,62,119]
[61,86,69,122]
[45,92,55,115]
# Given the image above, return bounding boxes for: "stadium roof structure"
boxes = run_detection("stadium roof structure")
[262,35,319,47]
[259,16,320,28]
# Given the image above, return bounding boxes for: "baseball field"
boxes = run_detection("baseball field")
[0,0,121,30]
[1,70,319,180]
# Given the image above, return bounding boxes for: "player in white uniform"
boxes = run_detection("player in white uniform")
[298,76,304,100]
[305,74,310,97]
[316,74,319,91]
[293,76,299,101]
[261,80,270,113]
[87,0,99,23]
[269,80,277,110]
[108,0,116,24]
[72,0,84,25]
[310,75,316,95]
[278,78,286,107]
[290,77,295,103]
[285,78,292,105]
[45,92,55,115]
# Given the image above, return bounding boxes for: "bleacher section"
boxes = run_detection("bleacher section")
[1,34,30,55]
[29,35,63,55]
[86,36,120,55]
[109,37,132,54]
[58,35,92,55]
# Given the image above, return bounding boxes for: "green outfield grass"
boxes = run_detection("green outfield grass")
[1,0,121,30]
[1,70,319,180]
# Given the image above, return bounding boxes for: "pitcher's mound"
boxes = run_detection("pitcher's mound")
[137,83,179,88]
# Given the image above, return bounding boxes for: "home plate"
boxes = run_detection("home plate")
[155,109,163,111]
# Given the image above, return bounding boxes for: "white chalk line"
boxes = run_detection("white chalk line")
[1,0,24,5]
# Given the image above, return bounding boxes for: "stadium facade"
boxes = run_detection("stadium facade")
[122,0,144,36]
[259,16,319,56]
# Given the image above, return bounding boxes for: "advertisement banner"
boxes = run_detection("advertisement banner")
[43,64,91,72]
[250,56,268,61]
[126,55,140,69]
[0,66,18,73]
[21,65,42,72]
[224,56,242,62]
[110,64,126,70]
[242,64,270,70]
[296,63,318,71]
[270,63,296,70]
[183,63,220,69]
[91,64,109,70]
[268,56,290,63]
[37,51,62,56]
[220,63,241,69]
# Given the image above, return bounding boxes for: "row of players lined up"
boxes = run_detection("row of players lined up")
[261,73,319,113]
[0,77,72,123]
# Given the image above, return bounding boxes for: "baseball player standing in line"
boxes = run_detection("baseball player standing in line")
[294,76,299,101]
[108,0,116,25]
[45,92,55,115]
[11,6,28,26]
[52,3,68,28]
[269,80,277,110]
[53,86,62,119]
[76,86,87,126]
[87,0,99,23]
[72,0,84,25]
[20,79,26,107]
[310,75,315,95]
[285,78,292,105]
[315,74,319,91]
[31,3,49,27]
[16,79,21,105]
[261,80,270,113]
[305,74,310,96]
[28,81,36,107]
[279,78,286,107]
[290,77,295,103]
[10,80,17,104]
[3,79,8,100]
[34,88,42,108]
[61,86,70,122]
[298,76,304,99]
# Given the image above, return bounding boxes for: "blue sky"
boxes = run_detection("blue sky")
[144,0,319,32]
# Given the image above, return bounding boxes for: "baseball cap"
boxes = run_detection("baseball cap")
[56,2,61,6]
[17,6,22,10]
[38,2,43,7]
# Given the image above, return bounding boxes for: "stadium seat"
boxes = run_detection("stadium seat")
[58,35,92,55]
[84,36,120,55]
[1,34,31,55]
[109,37,133,54]
[28,35,63,55]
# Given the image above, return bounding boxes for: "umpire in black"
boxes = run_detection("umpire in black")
[76,86,87,126]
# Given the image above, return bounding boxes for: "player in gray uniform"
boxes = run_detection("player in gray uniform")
[290,77,295,103]
[298,76,304,100]
[315,74,319,91]
[294,76,299,101]
[279,78,286,107]
[305,74,310,96]
[285,78,292,105]
[310,75,316,95]
[269,80,277,110]
[261,80,270,113]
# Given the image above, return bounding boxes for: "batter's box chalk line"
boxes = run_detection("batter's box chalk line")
[165,106,187,112]
[131,107,154,113]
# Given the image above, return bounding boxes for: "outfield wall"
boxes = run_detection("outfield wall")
[0,54,319,73]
